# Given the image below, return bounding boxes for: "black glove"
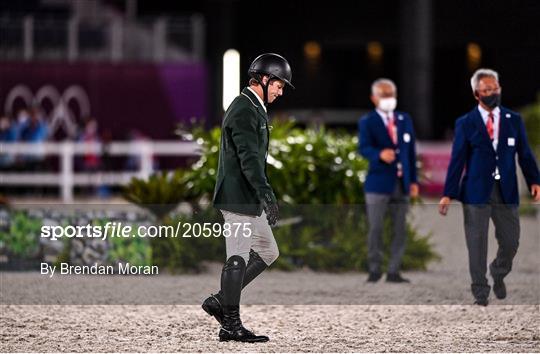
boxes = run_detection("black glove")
[263,201,279,227]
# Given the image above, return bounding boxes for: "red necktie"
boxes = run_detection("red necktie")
[387,115,397,145]
[387,115,402,177]
[486,112,494,140]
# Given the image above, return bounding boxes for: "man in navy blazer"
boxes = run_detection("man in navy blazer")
[439,68,540,306]
[358,78,419,283]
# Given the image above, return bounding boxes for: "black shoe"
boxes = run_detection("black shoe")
[367,272,382,282]
[493,278,506,299]
[202,294,224,325]
[219,305,269,343]
[474,298,489,306]
[386,273,410,283]
[219,325,269,343]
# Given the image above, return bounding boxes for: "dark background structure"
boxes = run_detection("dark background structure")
[1,0,540,139]
[138,0,540,139]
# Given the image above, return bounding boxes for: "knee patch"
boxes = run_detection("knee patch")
[224,255,247,271]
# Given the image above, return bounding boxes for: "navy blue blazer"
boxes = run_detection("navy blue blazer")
[358,110,418,194]
[443,106,540,205]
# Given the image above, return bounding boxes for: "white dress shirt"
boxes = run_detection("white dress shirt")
[376,109,395,127]
[478,105,501,178]
[247,87,267,112]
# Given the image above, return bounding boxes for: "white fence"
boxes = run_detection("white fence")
[0,141,201,202]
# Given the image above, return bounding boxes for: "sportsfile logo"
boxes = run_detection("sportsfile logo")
[40,221,253,240]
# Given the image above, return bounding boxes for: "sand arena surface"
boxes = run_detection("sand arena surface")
[1,304,539,352]
[1,202,539,351]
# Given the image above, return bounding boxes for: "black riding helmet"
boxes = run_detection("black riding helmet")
[248,53,294,104]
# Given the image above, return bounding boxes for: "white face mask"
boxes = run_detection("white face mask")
[378,97,397,113]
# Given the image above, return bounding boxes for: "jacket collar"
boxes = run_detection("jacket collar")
[477,104,500,124]
[246,87,266,112]
[497,106,511,152]
[241,87,268,118]
[371,109,401,146]
[471,107,492,143]
[471,106,508,154]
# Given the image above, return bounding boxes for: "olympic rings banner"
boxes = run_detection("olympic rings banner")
[0,61,207,140]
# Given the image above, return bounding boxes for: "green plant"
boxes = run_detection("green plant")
[124,118,439,272]
[519,203,538,217]
[519,93,540,210]
[150,207,223,273]
[108,234,152,267]
[179,119,369,205]
[0,211,42,258]
[520,93,540,156]
[53,239,71,267]
[273,205,439,271]
[85,219,152,267]
[123,170,193,221]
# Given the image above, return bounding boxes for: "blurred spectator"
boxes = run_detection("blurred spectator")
[100,128,113,171]
[77,117,107,198]
[20,107,48,142]
[13,108,30,140]
[125,129,145,171]
[20,107,48,170]
[125,129,158,171]
[1,116,18,141]
[0,115,18,169]
[97,128,113,198]
[77,117,101,172]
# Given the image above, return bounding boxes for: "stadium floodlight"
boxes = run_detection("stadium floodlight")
[222,49,240,111]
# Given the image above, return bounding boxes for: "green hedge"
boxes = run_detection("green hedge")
[0,211,152,268]
[520,93,540,156]
[518,93,540,215]
[125,119,439,272]
[0,211,41,259]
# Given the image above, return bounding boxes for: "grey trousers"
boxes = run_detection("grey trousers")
[462,182,520,300]
[365,181,409,274]
[220,209,279,266]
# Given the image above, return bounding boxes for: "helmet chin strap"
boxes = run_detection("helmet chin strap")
[256,74,273,106]
[262,84,269,107]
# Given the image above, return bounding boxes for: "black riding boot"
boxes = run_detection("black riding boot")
[202,250,268,325]
[214,255,269,342]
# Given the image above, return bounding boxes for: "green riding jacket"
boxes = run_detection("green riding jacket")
[212,87,277,216]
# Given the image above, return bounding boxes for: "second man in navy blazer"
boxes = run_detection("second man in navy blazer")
[439,68,540,306]
[358,78,419,283]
